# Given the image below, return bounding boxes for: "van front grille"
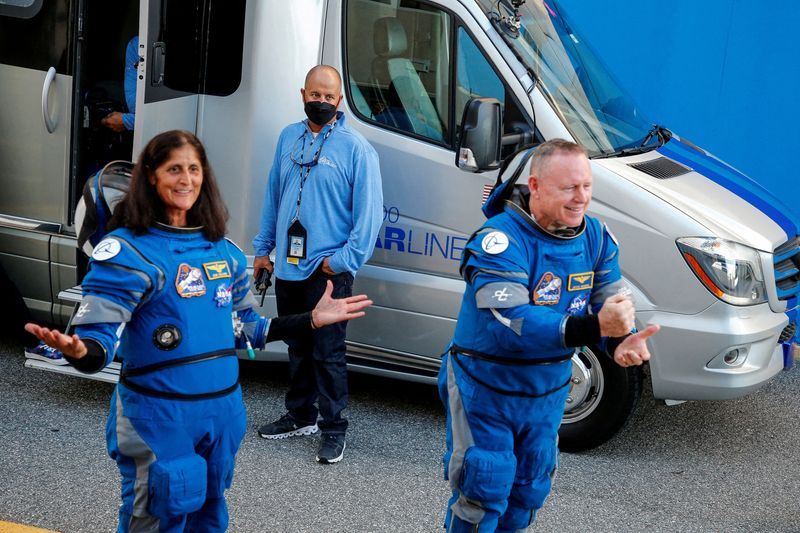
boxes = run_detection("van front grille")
[774,235,800,304]
[628,157,692,179]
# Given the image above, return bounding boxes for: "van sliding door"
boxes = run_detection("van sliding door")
[0,0,75,321]
[136,0,245,154]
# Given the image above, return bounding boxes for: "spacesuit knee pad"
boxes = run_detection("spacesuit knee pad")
[460,447,516,504]
[148,454,207,519]
[515,443,558,511]
[207,457,235,499]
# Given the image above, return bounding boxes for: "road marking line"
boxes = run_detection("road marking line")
[0,522,59,533]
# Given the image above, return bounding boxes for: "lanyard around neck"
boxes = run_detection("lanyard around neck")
[292,122,335,221]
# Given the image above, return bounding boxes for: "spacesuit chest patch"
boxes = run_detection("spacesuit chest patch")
[214,284,232,307]
[481,231,509,254]
[567,272,594,291]
[532,272,561,305]
[567,294,588,315]
[175,263,206,298]
[203,260,231,280]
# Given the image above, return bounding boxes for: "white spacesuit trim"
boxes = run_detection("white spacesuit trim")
[476,282,529,309]
[114,389,159,527]
[478,268,528,280]
[490,308,524,336]
[114,235,166,291]
[589,279,627,307]
[71,294,132,325]
[233,291,258,311]
[224,237,244,253]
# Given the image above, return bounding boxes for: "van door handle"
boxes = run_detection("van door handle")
[41,66,57,133]
[151,42,165,87]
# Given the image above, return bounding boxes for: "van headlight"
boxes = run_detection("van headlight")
[676,237,767,306]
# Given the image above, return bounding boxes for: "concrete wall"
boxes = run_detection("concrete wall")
[558,0,799,221]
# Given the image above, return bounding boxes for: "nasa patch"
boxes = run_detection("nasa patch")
[481,231,509,255]
[213,283,232,307]
[175,263,206,298]
[92,238,121,261]
[567,294,588,315]
[532,272,562,305]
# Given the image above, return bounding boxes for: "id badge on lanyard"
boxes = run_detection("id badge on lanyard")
[286,218,307,265]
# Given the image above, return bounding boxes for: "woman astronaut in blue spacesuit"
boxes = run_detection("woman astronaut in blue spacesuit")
[25,130,372,532]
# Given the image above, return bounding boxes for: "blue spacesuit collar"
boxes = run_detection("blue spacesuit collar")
[153,221,204,234]
[504,200,585,240]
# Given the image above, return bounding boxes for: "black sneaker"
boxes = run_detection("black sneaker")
[316,434,346,464]
[258,413,318,439]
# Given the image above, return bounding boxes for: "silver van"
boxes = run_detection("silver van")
[1,0,797,450]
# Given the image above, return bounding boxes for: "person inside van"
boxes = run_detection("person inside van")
[100,35,138,133]
[253,65,383,464]
[438,139,659,532]
[24,130,373,531]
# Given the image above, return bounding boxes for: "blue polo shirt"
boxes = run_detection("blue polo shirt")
[253,112,383,280]
[122,36,138,131]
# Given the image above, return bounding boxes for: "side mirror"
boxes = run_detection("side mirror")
[456,97,502,172]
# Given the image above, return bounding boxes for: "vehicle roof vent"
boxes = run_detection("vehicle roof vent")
[628,157,692,179]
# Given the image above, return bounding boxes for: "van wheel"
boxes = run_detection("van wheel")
[558,345,643,452]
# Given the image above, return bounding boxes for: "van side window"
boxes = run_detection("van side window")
[0,0,42,19]
[147,0,245,101]
[455,26,531,157]
[345,0,452,145]
[344,1,533,153]
[0,0,69,73]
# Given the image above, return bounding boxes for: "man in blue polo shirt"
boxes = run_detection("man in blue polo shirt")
[101,36,139,132]
[253,64,383,464]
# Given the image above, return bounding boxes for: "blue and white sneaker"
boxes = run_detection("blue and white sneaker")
[24,342,68,366]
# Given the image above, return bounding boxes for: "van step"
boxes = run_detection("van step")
[23,358,120,384]
[58,285,83,303]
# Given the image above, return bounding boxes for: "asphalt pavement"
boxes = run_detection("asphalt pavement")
[1,335,799,532]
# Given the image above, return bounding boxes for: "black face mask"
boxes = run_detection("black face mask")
[304,101,338,126]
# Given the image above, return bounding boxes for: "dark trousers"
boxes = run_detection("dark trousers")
[275,268,353,435]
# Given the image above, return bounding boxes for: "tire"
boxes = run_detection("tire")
[558,345,643,453]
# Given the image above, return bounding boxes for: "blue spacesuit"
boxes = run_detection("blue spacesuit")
[66,223,299,532]
[439,194,626,532]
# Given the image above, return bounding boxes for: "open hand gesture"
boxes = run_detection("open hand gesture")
[24,323,87,359]
[613,324,660,367]
[311,280,372,328]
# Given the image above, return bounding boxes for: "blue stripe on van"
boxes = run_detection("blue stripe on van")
[657,139,799,237]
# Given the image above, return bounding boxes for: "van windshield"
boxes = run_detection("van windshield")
[475,0,656,157]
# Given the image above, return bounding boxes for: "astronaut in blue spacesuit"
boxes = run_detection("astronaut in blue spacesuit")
[25,130,372,532]
[440,139,659,532]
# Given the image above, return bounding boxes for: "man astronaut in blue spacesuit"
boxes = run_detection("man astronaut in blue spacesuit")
[440,139,660,532]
